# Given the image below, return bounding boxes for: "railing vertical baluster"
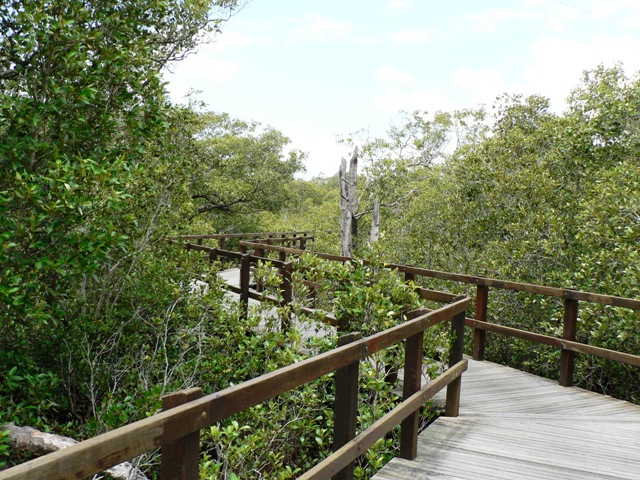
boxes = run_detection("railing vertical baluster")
[197,238,203,246]
[559,297,579,387]
[446,304,466,417]
[161,388,203,480]
[333,332,361,480]
[473,285,489,361]
[240,253,251,320]
[400,329,424,459]
[280,262,293,332]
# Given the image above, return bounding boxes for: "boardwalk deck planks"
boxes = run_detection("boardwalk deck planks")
[373,359,640,479]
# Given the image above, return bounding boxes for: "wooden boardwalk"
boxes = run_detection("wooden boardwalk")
[374,359,640,479]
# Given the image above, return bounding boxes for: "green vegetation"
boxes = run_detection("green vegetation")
[297,64,640,403]
[1,0,640,476]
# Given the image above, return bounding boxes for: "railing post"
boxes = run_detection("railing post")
[240,253,251,320]
[255,246,265,293]
[161,388,203,480]
[446,306,466,417]
[219,236,226,251]
[559,297,579,387]
[473,285,489,361]
[400,329,423,460]
[208,248,218,265]
[280,262,293,332]
[197,238,203,246]
[404,271,415,283]
[279,250,287,262]
[333,332,361,480]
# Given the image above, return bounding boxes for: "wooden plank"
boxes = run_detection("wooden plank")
[465,318,640,368]
[365,298,471,356]
[389,264,640,310]
[375,359,640,480]
[174,231,310,240]
[416,287,459,303]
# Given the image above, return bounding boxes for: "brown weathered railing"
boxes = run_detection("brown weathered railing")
[184,242,457,327]
[234,242,640,388]
[172,231,314,251]
[0,297,470,480]
[389,264,640,386]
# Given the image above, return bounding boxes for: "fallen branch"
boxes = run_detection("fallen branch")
[4,424,149,480]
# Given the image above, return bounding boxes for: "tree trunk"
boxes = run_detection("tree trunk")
[4,424,149,480]
[370,196,380,244]
[339,148,358,257]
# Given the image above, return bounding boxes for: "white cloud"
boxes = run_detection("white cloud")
[465,8,540,33]
[211,30,260,51]
[165,58,241,103]
[387,0,414,10]
[293,15,353,42]
[387,29,435,44]
[522,34,640,110]
[281,124,349,179]
[620,15,640,29]
[451,67,508,106]
[376,65,415,86]
[375,87,453,114]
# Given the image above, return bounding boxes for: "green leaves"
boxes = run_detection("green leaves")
[187,111,305,229]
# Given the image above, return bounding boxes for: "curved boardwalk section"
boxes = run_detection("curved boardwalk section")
[374,359,640,479]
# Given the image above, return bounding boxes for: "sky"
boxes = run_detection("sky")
[165,0,640,179]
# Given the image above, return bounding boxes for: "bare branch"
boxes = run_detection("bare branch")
[196,196,247,214]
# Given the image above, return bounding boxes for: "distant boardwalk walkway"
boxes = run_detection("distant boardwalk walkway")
[374,359,640,479]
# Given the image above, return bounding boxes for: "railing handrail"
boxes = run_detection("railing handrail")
[216,240,640,385]
[0,298,471,480]
[171,231,312,240]
[235,241,640,311]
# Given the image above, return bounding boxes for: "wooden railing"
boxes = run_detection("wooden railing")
[183,242,459,327]
[8,237,640,479]
[172,231,315,251]
[232,242,640,388]
[0,296,471,480]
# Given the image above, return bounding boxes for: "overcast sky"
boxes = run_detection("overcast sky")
[165,0,640,179]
